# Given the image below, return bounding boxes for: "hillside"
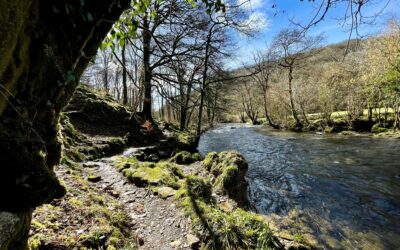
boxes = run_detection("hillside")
[217,37,399,134]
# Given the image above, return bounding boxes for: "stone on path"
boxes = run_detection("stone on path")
[155,186,176,199]
[170,240,182,248]
[187,234,200,249]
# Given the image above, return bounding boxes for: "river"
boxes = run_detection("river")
[198,124,400,249]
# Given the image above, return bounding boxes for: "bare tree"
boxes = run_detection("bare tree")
[272,28,322,128]
[251,49,280,128]
[238,81,261,124]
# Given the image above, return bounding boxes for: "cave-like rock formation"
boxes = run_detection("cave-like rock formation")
[0,1,130,248]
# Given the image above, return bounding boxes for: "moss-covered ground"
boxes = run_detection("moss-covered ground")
[29,164,136,250]
[29,85,139,250]
[114,151,284,249]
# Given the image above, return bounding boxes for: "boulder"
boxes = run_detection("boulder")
[202,151,249,207]
[169,151,201,165]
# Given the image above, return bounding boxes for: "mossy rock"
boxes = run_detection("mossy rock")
[203,152,219,171]
[65,85,130,127]
[161,123,198,152]
[204,151,248,176]
[120,160,182,189]
[113,156,140,171]
[371,123,389,133]
[153,186,176,199]
[202,151,249,206]
[169,151,201,165]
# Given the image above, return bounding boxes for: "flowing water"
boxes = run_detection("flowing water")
[198,124,400,249]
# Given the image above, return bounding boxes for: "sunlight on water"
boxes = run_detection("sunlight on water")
[199,124,400,249]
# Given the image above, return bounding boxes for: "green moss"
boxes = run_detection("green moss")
[133,166,165,184]
[69,197,84,207]
[202,152,249,205]
[88,204,112,218]
[122,163,181,189]
[116,156,185,190]
[169,151,201,165]
[371,123,389,133]
[153,186,177,199]
[177,180,279,249]
[203,152,218,171]
[294,233,306,244]
[29,165,135,250]
[114,156,140,171]
[29,238,41,250]
[203,151,247,176]
[162,123,197,149]
[110,211,131,228]
[82,225,114,248]
[215,165,240,194]
[111,150,281,249]
[176,176,213,201]
[31,219,45,229]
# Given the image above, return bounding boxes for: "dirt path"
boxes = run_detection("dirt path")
[84,154,192,250]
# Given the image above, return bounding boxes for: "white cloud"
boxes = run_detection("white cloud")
[245,11,270,31]
[237,0,264,10]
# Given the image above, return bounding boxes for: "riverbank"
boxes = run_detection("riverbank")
[231,120,400,139]
[289,113,400,138]
[199,124,400,249]
[28,85,307,249]
[226,110,400,138]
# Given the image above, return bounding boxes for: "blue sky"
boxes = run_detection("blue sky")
[228,0,400,68]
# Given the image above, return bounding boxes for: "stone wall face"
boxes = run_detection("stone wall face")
[0,0,130,248]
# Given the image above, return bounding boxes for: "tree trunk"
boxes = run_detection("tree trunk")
[210,89,218,127]
[288,66,302,128]
[103,56,109,94]
[0,1,130,248]
[263,91,279,129]
[196,25,213,138]
[142,15,153,120]
[180,100,187,131]
[122,40,128,105]
[367,105,373,122]
[300,103,310,125]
